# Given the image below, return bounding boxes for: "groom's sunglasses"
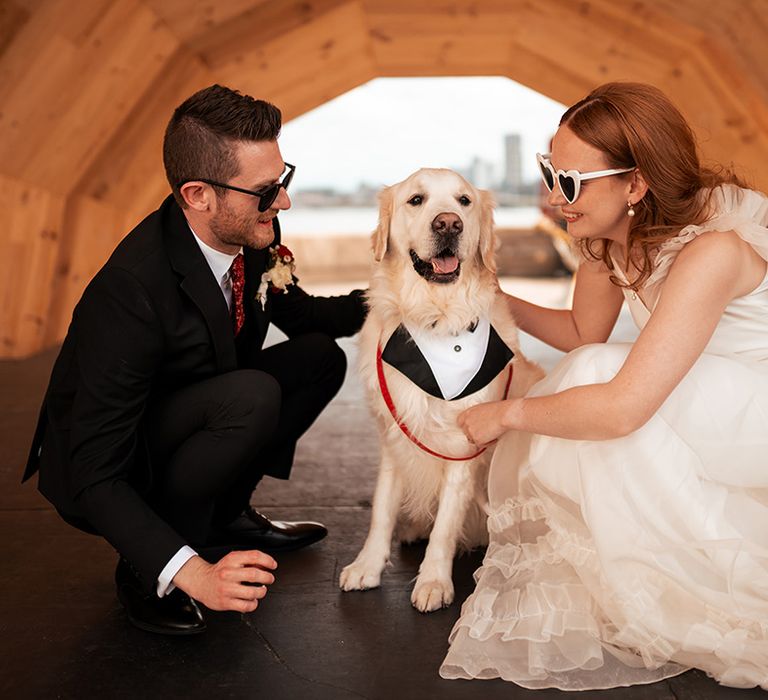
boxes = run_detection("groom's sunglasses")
[536,153,634,204]
[182,162,296,212]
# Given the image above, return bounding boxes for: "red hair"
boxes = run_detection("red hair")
[561,82,747,288]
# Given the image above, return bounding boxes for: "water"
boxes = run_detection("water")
[281,206,540,237]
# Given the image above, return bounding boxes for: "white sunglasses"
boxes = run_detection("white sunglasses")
[536,152,635,204]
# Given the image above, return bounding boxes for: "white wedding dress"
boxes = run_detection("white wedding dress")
[440,185,768,690]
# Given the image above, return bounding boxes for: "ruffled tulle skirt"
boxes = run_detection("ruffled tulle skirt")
[440,343,768,690]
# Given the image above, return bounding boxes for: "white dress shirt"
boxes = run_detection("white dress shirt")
[155,225,243,597]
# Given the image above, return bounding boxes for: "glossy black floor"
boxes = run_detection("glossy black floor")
[1,336,761,699]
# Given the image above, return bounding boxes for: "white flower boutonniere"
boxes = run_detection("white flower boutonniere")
[256,244,296,310]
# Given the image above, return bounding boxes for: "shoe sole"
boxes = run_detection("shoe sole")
[117,588,207,636]
[126,615,207,636]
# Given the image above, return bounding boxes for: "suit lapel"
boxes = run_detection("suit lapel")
[244,245,270,342]
[163,198,238,372]
[243,215,283,344]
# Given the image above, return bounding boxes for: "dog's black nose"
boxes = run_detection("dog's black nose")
[431,212,463,235]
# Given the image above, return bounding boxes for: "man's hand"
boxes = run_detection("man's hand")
[172,551,277,612]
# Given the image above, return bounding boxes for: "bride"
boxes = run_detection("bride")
[440,82,768,690]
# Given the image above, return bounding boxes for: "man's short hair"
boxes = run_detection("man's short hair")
[163,84,282,207]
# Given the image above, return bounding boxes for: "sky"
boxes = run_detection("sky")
[279,76,566,192]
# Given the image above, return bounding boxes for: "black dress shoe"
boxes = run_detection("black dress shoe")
[115,558,206,635]
[215,506,327,553]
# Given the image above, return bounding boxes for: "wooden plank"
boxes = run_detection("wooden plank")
[212,1,371,86]
[363,0,524,13]
[0,175,65,357]
[0,0,32,58]
[259,55,375,122]
[0,0,113,103]
[371,34,514,75]
[141,0,269,45]
[648,0,768,104]
[0,0,180,193]
[190,0,354,65]
[76,44,216,224]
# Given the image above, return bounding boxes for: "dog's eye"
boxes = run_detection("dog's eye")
[458,195,472,207]
[407,195,423,206]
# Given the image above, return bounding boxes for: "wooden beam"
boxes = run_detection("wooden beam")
[0,175,65,357]
[140,0,270,46]
[0,0,179,193]
[188,0,354,65]
[0,0,33,57]
[76,44,216,224]
[210,1,373,87]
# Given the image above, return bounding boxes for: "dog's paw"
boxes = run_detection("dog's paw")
[411,578,454,612]
[339,560,384,591]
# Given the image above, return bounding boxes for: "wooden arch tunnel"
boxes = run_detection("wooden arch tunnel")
[1,0,766,358]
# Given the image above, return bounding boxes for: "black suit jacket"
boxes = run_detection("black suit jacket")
[23,195,365,588]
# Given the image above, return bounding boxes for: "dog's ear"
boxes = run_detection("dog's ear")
[478,189,497,273]
[372,186,393,262]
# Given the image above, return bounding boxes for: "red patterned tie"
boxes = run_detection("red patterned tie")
[230,253,245,336]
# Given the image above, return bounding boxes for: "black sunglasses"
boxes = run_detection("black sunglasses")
[182,162,295,212]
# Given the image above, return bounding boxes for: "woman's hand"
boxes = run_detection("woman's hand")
[458,399,517,447]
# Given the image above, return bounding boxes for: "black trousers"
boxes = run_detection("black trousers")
[142,332,346,548]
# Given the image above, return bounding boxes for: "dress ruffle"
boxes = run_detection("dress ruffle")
[442,491,768,689]
[442,496,689,688]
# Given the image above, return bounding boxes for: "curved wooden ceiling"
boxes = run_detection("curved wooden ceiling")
[1,0,766,357]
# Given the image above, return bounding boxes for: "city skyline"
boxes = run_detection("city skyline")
[291,130,539,208]
[279,76,565,194]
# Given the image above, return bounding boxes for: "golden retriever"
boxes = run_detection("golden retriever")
[339,168,543,612]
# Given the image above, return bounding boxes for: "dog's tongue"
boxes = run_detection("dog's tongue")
[431,255,459,274]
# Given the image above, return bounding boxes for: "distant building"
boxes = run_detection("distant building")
[465,156,496,189]
[503,134,522,194]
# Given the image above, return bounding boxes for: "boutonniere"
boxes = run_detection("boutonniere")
[256,244,296,309]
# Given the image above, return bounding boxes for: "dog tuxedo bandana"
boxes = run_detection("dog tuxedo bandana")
[381,318,513,400]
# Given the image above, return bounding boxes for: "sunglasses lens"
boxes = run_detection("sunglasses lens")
[257,167,293,212]
[558,173,577,203]
[538,161,554,191]
[257,185,279,212]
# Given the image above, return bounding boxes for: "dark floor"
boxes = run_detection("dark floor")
[1,327,763,699]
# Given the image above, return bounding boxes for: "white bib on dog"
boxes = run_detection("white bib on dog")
[403,318,491,400]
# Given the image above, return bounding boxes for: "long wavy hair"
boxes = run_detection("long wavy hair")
[560,82,747,288]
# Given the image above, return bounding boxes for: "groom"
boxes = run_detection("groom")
[23,84,366,634]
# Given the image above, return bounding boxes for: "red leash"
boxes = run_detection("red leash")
[376,344,514,461]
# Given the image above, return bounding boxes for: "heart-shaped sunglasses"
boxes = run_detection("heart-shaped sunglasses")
[536,153,634,204]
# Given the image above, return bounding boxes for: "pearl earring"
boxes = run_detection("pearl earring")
[627,200,636,217]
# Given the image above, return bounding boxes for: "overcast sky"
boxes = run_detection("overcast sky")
[279,77,566,192]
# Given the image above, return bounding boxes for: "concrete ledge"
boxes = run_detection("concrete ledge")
[290,227,570,283]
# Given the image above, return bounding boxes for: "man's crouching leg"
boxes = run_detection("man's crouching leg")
[211,333,347,551]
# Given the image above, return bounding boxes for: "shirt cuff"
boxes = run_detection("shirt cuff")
[156,545,198,597]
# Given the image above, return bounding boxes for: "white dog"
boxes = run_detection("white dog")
[339,168,543,612]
